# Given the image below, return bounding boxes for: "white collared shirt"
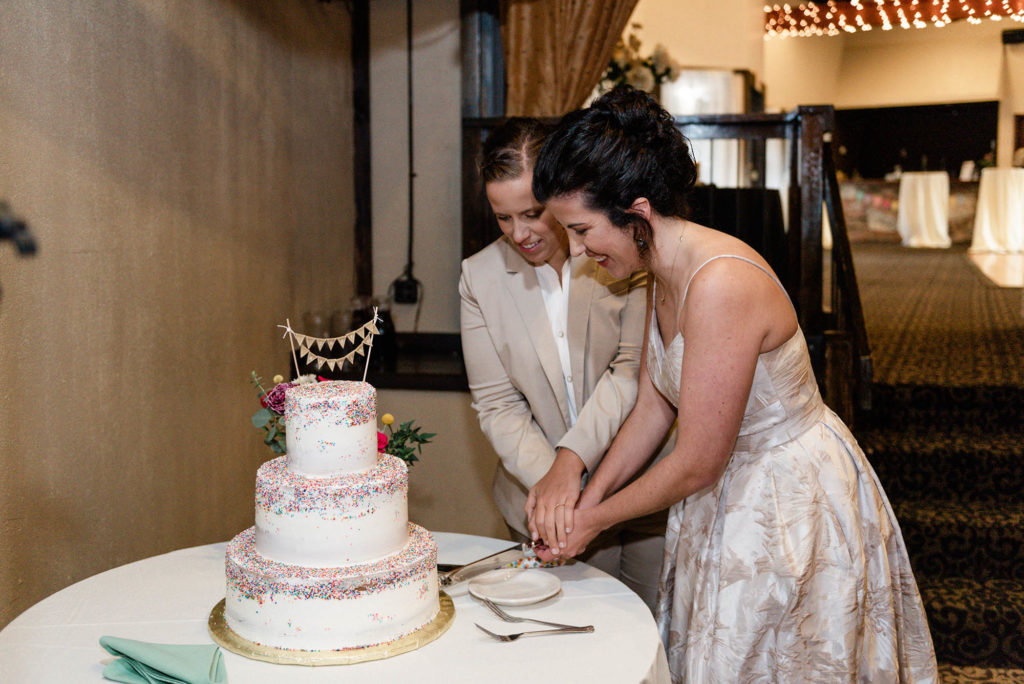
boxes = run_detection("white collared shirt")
[535,259,578,427]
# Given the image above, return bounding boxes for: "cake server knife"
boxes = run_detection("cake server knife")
[439,544,530,586]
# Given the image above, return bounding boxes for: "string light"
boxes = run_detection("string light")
[765,0,1024,37]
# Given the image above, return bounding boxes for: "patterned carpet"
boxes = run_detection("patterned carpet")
[849,242,1024,682]
[852,243,1024,387]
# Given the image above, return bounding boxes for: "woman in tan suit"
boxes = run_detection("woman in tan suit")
[459,117,668,611]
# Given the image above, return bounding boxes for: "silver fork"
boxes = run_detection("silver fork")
[480,598,591,630]
[474,623,594,642]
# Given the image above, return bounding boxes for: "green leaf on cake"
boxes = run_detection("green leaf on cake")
[252,408,274,428]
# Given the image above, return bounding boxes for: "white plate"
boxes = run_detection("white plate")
[467,568,561,606]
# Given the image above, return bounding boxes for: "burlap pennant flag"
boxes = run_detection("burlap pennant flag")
[279,306,380,381]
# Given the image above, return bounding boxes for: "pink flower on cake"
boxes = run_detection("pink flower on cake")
[377,431,389,452]
[260,382,293,413]
[250,371,327,456]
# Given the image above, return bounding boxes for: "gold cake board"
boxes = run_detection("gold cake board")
[207,591,454,666]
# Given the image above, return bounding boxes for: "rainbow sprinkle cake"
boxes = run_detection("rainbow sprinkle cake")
[222,381,440,652]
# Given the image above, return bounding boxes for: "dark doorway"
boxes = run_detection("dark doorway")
[833,101,998,180]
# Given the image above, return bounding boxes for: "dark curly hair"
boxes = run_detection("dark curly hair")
[532,86,697,260]
[479,117,553,184]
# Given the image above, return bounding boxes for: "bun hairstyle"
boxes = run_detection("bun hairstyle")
[479,117,553,184]
[532,86,697,259]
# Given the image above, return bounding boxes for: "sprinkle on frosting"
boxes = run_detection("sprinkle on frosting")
[284,381,376,429]
[256,455,407,516]
[506,557,567,570]
[226,524,437,603]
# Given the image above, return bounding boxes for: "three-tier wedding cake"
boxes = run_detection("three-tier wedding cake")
[220,380,441,653]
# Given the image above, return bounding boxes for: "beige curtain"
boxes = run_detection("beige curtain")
[501,0,640,117]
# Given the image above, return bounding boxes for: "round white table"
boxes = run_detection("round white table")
[970,167,1024,254]
[897,171,952,248]
[0,532,669,683]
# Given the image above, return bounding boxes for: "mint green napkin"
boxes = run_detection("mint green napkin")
[100,636,227,684]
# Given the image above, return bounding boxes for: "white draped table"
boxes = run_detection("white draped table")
[0,532,669,683]
[897,171,952,248]
[970,167,1024,254]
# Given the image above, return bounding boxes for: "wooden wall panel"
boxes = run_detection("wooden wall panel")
[0,0,354,627]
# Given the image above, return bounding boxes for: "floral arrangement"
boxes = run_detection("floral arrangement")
[377,413,434,466]
[599,24,682,96]
[250,372,433,466]
[250,372,316,454]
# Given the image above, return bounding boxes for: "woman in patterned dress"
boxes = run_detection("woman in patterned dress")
[527,87,938,682]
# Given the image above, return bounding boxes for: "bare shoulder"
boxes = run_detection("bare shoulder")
[680,245,796,351]
[685,257,773,314]
[695,224,768,263]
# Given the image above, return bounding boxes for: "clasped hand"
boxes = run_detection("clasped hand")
[525,449,600,560]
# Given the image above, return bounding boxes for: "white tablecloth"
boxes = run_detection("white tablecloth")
[970,167,1024,254]
[0,532,669,683]
[897,171,951,248]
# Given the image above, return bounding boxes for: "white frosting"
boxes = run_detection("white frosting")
[226,577,438,651]
[225,525,439,651]
[224,380,440,653]
[285,381,377,476]
[254,455,409,567]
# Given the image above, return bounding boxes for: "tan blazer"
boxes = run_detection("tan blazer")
[459,237,648,537]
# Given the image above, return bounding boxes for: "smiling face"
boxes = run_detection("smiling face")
[545,194,640,279]
[486,173,569,271]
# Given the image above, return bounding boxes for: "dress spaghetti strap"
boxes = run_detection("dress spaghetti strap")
[679,254,792,312]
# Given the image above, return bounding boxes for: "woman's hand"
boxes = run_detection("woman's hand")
[577,478,607,511]
[525,448,585,553]
[532,507,602,561]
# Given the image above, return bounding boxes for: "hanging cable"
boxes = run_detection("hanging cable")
[390,0,422,320]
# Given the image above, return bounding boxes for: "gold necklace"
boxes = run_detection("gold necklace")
[658,231,685,305]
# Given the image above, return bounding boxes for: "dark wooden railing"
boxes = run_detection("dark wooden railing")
[462,106,872,425]
[822,139,873,418]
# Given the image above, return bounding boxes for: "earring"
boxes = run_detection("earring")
[636,238,646,248]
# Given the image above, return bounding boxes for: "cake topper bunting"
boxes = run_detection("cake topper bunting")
[277,308,380,380]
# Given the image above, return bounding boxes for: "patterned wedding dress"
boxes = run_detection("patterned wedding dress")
[648,255,938,682]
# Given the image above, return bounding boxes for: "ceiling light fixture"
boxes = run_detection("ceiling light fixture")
[765,0,1024,37]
